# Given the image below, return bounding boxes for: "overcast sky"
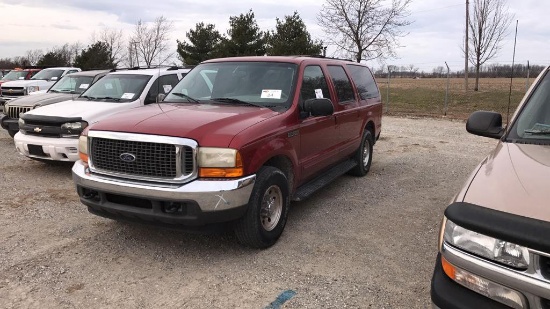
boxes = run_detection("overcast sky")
[0,0,547,72]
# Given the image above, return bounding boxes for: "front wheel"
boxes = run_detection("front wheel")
[8,130,17,138]
[234,166,290,249]
[349,130,373,177]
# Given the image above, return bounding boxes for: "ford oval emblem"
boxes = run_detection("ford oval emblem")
[120,153,136,162]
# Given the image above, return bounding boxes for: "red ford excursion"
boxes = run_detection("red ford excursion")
[72,56,382,248]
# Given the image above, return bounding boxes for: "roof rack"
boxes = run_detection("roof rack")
[167,65,194,71]
[305,55,354,62]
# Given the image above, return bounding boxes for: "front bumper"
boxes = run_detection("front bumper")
[0,114,17,131]
[72,160,256,226]
[431,253,510,309]
[14,132,79,161]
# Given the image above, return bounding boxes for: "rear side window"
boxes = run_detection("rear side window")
[346,64,379,99]
[327,65,355,103]
[300,66,330,101]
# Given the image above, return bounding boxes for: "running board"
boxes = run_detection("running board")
[292,159,357,202]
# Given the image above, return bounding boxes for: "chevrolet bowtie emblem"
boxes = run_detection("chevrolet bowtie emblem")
[7,89,12,93]
[34,127,42,132]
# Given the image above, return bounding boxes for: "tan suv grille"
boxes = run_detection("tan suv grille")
[4,105,32,119]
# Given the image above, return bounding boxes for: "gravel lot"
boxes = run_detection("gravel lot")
[0,116,496,309]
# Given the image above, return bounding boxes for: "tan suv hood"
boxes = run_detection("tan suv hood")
[464,142,550,222]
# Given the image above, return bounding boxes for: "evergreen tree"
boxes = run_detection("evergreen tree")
[176,23,222,65]
[267,12,323,56]
[74,41,115,70]
[218,10,266,57]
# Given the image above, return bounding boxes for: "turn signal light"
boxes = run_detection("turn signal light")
[199,167,244,178]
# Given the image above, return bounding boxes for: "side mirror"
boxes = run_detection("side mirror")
[300,98,334,117]
[156,93,166,102]
[466,111,504,139]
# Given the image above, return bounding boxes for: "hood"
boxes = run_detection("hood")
[6,92,74,107]
[1,79,52,88]
[463,142,550,222]
[25,100,139,123]
[89,103,279,147]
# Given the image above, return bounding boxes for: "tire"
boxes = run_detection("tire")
[349,130,373,177]
[235,166,290,249]
[8,130,17,138]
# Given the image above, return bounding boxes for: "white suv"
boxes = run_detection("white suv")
[0,67,81,105]
[14,67,191,162]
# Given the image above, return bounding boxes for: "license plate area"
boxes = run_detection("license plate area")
[28,144,46,157]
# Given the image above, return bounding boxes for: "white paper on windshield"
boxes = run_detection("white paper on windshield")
[105,83,113,90]
[18,77,24,80]
[163,85,172,93]
[121,93,134,99]
[79,84,89,89]
[315,89,324,99]
[261,89,282,99]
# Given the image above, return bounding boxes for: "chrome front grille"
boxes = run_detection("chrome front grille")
[4,105,32,118]
[88,132,197,183]
[1,87,25,96]
[540,255,550,280]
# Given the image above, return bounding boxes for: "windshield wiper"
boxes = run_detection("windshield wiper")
[210,97,264,108]
[170,92,200,103]
[80,95,98,100]
[49,89,60,93]
[524,129,550,135]
[97,96,122,102]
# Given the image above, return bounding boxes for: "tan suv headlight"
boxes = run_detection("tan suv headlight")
[444,219,529,269]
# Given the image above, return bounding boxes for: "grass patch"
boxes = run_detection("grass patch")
[377,78,530,120]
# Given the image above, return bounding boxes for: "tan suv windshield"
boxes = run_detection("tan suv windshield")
[509,71,550,141]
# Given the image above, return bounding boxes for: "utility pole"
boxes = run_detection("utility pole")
[465,0,469,92]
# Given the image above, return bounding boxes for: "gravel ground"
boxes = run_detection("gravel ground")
[0,116,496,309]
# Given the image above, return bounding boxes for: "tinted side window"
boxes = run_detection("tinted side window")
[158,74,180,94]
[327,65,355,103]
[300,66,330,102]
[346,64,379,99]
[147,74,180,103]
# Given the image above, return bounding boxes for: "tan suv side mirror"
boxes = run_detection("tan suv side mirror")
[466,111,504,139]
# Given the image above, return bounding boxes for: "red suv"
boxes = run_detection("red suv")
[72,56,383,248]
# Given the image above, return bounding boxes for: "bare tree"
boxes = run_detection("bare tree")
[466,0,513,91]
[317,0,412,62]
[131,16,174,67]
[92,28,126,67]
[25,49,43,66]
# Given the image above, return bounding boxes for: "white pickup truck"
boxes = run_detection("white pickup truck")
[0,67,81,108]
[14,67,191,162]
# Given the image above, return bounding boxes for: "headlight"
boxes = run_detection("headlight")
[26,86,39,94]
[78,135,88,162]
[198,147,243,178]
[18,118,25,133]
[61,122,87,130]
[444,219,529,269]
[60,121,88,137]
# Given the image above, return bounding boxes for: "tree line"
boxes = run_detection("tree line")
[373,63,545,79]
[0,10,322,70]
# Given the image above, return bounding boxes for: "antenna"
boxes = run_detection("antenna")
[506,20,519,126]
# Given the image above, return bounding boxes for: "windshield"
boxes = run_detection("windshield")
[165,62,297,109]
[31,69,64,81]
[78,74,151,102]
[2,71,28,81]
[509,70,550,143]
[49,75,94,94]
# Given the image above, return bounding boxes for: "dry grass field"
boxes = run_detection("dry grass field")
[377,77,533,120]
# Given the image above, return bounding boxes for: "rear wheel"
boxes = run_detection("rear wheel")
[349,130,373,177]
[235,166,290,249]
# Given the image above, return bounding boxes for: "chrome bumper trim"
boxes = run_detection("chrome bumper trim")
[72,160,255,212]
[442,242,550,300]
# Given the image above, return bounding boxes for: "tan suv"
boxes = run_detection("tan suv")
[431,67,550,309]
